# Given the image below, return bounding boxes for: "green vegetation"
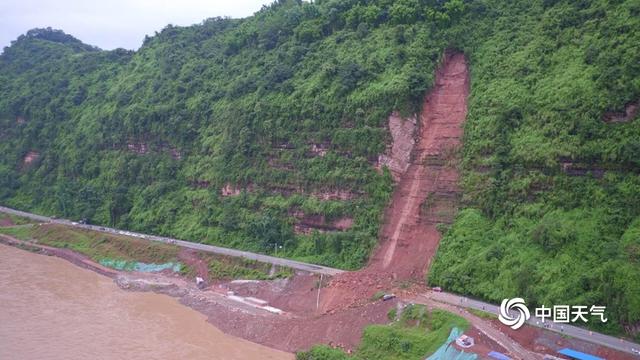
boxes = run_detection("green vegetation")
[297,305,469,360]
[0,223,292,279]
[206,257,293,280]
[371,290,386,301]
[427,0,640,338]
[0,224,180,264]
[467,308,496,320]
[0,213,36,225]
[1,0,639,337]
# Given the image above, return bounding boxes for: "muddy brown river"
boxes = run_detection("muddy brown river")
[0,243,292,360]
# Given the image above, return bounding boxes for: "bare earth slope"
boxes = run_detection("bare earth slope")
[369,51,470,280]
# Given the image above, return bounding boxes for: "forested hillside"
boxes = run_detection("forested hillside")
[1,0,638,337]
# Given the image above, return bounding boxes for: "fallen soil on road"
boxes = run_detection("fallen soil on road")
[495,320,638,360]
[4,51,630,359]
[368,50,469,280]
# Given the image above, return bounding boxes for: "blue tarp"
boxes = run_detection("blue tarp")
[558,348,604,360]
[487,351,511,360]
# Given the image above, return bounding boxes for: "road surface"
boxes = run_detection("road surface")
[3,205,639,356]
[0,205,345,276]
[422,291,640,356]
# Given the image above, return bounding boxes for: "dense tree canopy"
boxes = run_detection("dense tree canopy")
[1,0,638,337]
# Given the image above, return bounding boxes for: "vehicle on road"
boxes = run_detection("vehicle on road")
[382,294,396,301]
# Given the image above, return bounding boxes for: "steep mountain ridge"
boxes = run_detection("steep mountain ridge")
[1,0,639,337]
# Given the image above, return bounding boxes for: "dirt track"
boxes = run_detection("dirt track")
[369,51,469,280]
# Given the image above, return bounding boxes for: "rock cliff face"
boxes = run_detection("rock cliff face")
[603,99,639,123]
[221,183,242,197]
[23,151,39,166]
[377,112,417,181]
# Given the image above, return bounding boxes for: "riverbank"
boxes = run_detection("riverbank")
[0,227,394,354]
[0,224,476,357]
[0,242,293,360]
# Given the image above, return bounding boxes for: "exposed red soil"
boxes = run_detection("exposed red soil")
[177,248,209,279]
[0,217,15,227]
[368,51,469,280]
[222,51,473,352]
[290,210,354,234]
[225,50,474,352]
[494,320,637,360]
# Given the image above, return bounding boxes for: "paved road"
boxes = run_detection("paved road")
[3,205,639,356]
[0,206,345,276]
[412,294,539,360]
[423,291,640,356]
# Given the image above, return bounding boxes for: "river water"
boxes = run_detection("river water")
[0,243,292,360]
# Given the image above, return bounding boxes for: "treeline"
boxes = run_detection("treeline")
[428,0,640,339]
[0,0,464,270]
[0,0,639,337]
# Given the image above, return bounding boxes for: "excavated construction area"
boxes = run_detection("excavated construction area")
[368,51,469,280]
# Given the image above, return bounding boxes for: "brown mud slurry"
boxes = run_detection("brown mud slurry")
[370,51,469,280]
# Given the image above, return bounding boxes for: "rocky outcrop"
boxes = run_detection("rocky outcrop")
[369,51,469,279]
[23,151,39,165]
[127,142,149,155]
[309,143,329,157]
[125,141,182,160]
[310,189,359,201]
[603,99,639,123]
[221,183,242,197]
[191,180,211,189]
[290,210,353,234]
[560,161,605,178]
[377,112,417,181]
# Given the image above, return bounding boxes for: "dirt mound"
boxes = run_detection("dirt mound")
[369,51,469,280]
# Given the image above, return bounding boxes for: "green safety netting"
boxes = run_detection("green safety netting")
[426,327,478,360]
[99,259,182,273]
